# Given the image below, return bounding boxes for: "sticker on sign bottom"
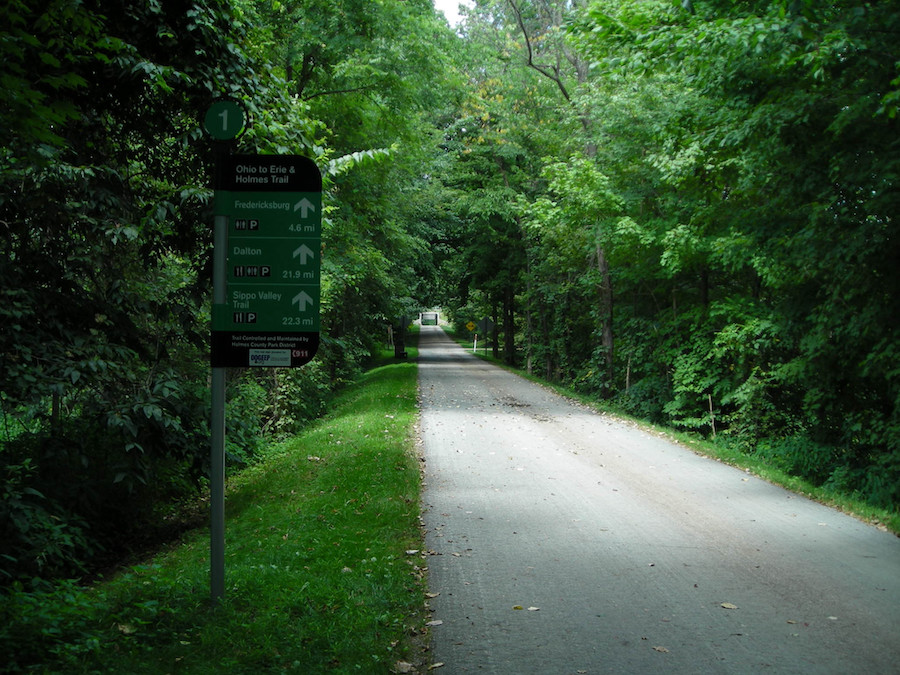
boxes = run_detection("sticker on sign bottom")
[248,349,292,367]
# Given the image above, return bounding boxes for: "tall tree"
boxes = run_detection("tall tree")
[502,0,619,383]
[567,0,900,503]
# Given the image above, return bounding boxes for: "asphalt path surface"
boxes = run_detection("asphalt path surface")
[418,326,900,674]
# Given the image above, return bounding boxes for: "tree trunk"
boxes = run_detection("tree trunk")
[504,284,516,366]
[596,241,614,396]
[525,258,533,375]
[492,302,500,360]
[542,311,552,380]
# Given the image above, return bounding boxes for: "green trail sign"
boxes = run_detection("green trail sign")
[211,154,322,368]
[202,98,247,141]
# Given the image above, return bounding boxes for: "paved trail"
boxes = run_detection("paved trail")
[418,326,900,674]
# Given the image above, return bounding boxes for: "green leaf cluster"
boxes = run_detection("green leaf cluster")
[2,0,463,583]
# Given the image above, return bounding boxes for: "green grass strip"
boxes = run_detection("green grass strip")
[1,357,426,674]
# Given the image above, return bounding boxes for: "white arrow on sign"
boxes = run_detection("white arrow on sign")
[292,291,313,311]
[293,198,315,218]
[292,244,315,264]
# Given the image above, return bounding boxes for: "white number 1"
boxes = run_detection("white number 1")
[218,109,228,130]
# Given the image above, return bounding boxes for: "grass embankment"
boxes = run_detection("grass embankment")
[2,353,429,674]
[447,328,900,535]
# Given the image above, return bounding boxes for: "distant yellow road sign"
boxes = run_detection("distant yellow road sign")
[466,321,476,331]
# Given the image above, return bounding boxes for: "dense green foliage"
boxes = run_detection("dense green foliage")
[2,0,254,582]
[437,0,899,512]
[1,0,456,583]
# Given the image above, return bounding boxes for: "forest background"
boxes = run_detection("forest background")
[1,0,898,588]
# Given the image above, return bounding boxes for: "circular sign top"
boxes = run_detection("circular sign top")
[203,99,247,141]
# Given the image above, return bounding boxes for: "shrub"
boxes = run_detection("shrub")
[0,457,92,581]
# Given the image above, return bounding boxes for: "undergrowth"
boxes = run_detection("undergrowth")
[1,353,427,674]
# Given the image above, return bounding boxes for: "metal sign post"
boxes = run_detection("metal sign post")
[476,317,494,357]
[210,210,228,603]
[204,108,322,604]
[203,100,323,606]
[204,100,247,606]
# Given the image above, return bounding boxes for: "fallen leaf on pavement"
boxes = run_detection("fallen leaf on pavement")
[653,646,669,653]
[721,602,738,610]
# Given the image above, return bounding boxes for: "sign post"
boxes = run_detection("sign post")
[203,99,247,606]
[210,211,228,603]
[207,155,321,605]
[204,100,322,605]
[476,317,494,356]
